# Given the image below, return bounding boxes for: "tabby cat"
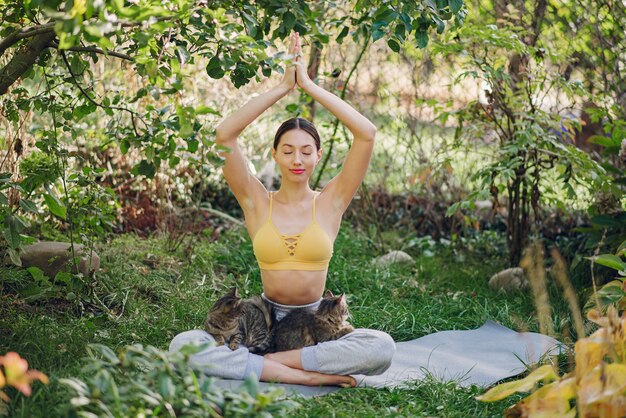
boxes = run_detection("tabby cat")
[269,291,353,352]
[204,287,274,354]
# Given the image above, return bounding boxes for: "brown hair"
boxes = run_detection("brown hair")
[273,118,321,150]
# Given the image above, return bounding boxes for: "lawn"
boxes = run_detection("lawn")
[0,227,574,417]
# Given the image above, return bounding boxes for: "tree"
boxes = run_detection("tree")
[0,0,465,260]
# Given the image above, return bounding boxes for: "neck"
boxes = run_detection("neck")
[275,182,314,203]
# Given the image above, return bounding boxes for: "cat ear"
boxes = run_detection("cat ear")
[229,287,239,298]
[324,290,334,298]
[339,293,346,303]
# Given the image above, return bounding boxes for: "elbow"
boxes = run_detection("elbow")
[364,124,377,142]
[214,125,230,145]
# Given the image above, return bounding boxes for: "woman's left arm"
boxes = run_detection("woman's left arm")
[294,35,376,211]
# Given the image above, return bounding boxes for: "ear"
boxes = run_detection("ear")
[272,147,277,160]
[316,148,322,164]
[324,289,334,298]
[229,287,238,298]
[339,293,346,303]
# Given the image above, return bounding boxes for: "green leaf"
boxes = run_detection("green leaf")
[120,139,130,155]
[3,215,23,248]
[588,135,617,148]
[206,56,225,79]
[132,160,157,178]
[283,11,296,30]
[44,192,67,220]
[19,199,39,214]
[450,0,463,13]
[70,53,85,75]
[590,254,626,271]
[187,138,199,153]
[87,344,121,365]
[27,266,45,281]
[195,105,220,115]
[372,29,385,41]
[0,192,7,205]
[387,39,400,52]
[415,30,429,48]
[7,247,22,266]
[168,156,180,169]
[158,374,176,399]
[336,26,349,43]
[596,280,626,304]
[55,271,72,285]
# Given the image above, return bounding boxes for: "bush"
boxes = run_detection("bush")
[61,343,298,417]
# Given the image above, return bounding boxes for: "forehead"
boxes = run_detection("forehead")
[278,129,316,147]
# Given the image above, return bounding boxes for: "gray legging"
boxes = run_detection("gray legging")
[169,294,396,380]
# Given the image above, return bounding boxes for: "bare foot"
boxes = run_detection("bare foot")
[339,376,357,388]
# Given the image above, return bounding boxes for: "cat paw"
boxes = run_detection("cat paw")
[228,342,239,350]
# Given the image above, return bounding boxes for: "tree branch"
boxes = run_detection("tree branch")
[0,31,57,95]
[0,22,55,59]
[49,42,134,61]
[60,50,143,136]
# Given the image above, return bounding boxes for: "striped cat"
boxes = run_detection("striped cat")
[269,291,353,352]
[204,287,274,354]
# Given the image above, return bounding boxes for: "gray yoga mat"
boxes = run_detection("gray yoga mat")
[214,320,562,397]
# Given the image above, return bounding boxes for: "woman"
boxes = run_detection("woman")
[170,32,395,387]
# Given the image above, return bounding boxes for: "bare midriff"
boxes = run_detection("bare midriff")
[261,268,327,305]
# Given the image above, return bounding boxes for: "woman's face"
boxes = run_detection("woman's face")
[272,129,322,183]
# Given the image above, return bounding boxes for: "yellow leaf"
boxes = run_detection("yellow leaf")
[582,396,626,418]
[70,0,87,18]
[578,364,626,406]
[477,365,559,402]
[504,377,577,418]
[575,337,608,380]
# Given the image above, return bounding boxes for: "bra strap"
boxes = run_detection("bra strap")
[268,192,274,221]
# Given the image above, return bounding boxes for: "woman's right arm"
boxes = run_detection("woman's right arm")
[215,35,297,212]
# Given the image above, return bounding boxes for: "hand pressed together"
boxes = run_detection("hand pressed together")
[279,32,315,92]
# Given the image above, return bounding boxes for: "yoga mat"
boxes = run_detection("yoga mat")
[213,320,562,397]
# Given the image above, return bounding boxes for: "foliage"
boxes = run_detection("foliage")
[61,342,298,417]
[478,306,626,418]
[435,21,609,266]
[584,241,626,316]
[0,0,465,176]
[0,352,48,415]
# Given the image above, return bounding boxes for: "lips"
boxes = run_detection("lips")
[290,169,305,174]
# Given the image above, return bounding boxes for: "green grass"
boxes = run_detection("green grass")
[0,227,575,417]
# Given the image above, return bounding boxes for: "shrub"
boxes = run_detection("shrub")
[61,343,298,417]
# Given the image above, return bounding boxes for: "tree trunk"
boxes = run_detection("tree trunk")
[0,31,56,95]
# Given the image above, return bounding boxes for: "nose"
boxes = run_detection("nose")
[293,152,303,165]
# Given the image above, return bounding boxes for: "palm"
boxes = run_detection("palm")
[294,33,312,88]
[280,33,297,90]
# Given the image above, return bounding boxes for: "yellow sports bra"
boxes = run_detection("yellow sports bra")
[252,192,333,271]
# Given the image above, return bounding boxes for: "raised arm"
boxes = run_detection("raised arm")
[215,34,297,213]
[293,34,376,212]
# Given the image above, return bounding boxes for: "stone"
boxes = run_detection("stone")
[488,267,528,292]
[373,250,414,268]
[19,241,100,278]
